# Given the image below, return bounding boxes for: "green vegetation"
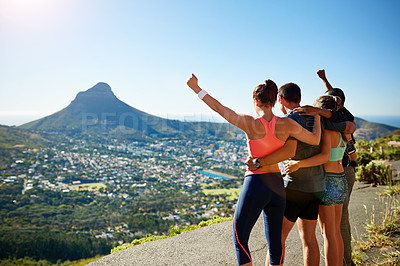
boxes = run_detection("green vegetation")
[0,125,50,149]
[0,255,105,266]
[351,134,400,264]
[0,229,112,264]
[352,191,400,265]
[355,134,400,185]
[356,162,393,185]
[111,215,233,254]
[0,131,245,264]
[356,134,400,164]
[202,187,241,201]
[0,125,53,170]
[69,182,107,191]
[381,183,400,196]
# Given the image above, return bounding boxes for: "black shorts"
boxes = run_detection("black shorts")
[284,189,323,222]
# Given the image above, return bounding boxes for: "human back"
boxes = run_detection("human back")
[283,110,325,192]
[246,81,321,173]
[314,95,346,174]
[323,130,346,173]
[247,115,285,173]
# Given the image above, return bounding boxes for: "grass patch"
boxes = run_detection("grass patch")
[60,255,105,265]
[111,215,233,254]
[0,255,105,266]
[202,187,240,201]
[69,182,106,191]
[352,193,400,265]
[381,183,400,196]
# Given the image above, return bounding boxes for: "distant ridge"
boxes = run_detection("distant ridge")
[19,83,239,140]
[354,117,399,141]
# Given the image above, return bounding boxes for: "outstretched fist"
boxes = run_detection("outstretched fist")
[187,73,200,93]
[317,69,326,80]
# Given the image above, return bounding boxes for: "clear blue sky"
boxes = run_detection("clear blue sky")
[1,0,399,126]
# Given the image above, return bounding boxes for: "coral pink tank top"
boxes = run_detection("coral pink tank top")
[246,116,285,176]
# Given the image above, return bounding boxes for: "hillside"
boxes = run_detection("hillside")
[354,117,398,141]
[0,125,50,149]
[0,125,51,169]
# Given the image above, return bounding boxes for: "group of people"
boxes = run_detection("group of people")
[186,69,357,266]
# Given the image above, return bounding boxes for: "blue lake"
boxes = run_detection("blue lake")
[198,170,231,180]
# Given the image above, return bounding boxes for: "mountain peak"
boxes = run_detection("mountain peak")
[88,82,112,93]
[74,82,116,101]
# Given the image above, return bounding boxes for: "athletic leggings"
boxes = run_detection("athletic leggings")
[233,173,286,265]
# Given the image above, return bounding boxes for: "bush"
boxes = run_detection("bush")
[356,151,374,166]
[356,162,393,185]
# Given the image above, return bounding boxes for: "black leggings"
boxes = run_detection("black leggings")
[233,173,286,265]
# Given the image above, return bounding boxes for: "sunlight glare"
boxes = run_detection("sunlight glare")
[0,0,71,28]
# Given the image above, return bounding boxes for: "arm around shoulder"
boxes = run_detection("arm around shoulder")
[286,115,321,146]
[258,139,297,166]
[344,121,356,133]
[284,129,331,173]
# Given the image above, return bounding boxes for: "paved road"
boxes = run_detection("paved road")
[89,182,388,266]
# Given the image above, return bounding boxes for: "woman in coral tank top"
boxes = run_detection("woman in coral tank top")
[187,74,321,266]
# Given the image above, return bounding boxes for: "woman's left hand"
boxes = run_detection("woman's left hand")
[284,160,300,174]
[187,73,201,93]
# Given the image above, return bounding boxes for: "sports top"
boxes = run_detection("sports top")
[330,133,346,161]
[246,116,285,176]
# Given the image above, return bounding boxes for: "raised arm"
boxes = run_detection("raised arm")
[186,74,255,133]
[317,69,333,91]
[284,130,332,173]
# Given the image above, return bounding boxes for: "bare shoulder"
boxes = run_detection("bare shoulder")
[239,114,259,127]
[324,129,340,146]
[237,114,265,138]
[274,116,291,141]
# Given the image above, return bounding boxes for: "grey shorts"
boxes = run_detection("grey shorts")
[320,172,348,206]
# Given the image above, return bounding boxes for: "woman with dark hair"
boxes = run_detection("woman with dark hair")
[186,74,321,266]
[285,95,348,266]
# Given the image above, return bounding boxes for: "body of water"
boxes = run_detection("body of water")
[198,170,231,180]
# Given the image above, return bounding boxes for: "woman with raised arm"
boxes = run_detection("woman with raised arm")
[285,95,348,266]
[186,74,321,266]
